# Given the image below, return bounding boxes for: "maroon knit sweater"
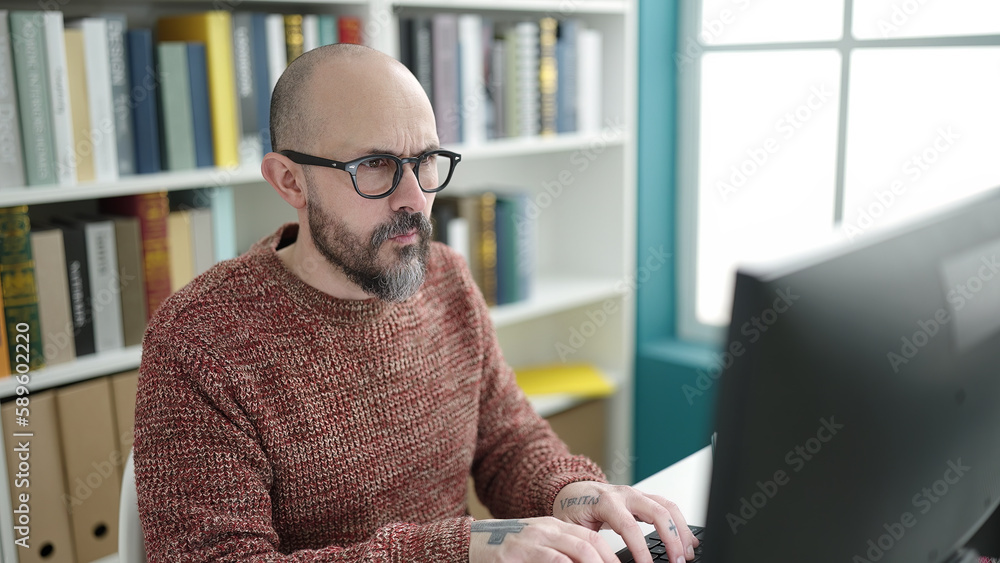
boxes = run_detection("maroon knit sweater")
[134,223,606,562]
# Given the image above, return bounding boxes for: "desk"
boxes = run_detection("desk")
[598,446,713,552]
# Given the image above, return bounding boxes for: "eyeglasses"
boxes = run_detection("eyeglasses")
[279,149,462,199]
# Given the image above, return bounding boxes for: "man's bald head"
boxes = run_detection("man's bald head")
[269,44,435,155]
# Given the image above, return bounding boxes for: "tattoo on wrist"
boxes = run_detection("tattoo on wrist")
[471,520,527,545]
[559,494,601,511]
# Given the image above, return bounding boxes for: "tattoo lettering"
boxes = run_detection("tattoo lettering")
[559,494,601,511]
[471,520,527,545]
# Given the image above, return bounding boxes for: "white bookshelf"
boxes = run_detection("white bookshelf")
[0,0,637,561]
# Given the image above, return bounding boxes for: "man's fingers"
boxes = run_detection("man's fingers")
[603,506,655,563]
[648,494,699,547]
[556,521,620,563]
[629,496,691,563]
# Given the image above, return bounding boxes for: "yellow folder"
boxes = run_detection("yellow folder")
[514,364,615,399]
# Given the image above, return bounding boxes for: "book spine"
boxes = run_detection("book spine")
[43,11,75,186]
[432,14,460,145]
[10,11,57,186]
[0,292,9,377]
[208,186,236,261]
[318,14,338,47]
[189,207,215,275]
[112,216,147,348]
[479,192,497,307]
[284,14,304,64]
[458,14,487,145]
[513,193,535,301]
[0,11,26,189]
[577,28,602,133]
[490,37,506,139]
[100,193,172,319]
[556,20,578,134]
[0,206,45,370]
[156,42,196,171]
[233,13,260,163]
[84,220,124,353]
[494,197,512,305]
[64,29,96,183]
[338,16,363,45]
[413,17,434,106]
[515,21,540,137]
[31,228,76,365]
[503,27,520,138]
[126,29,161,174]
[82,18,120,182]
[538,17,558,136]
[302,14,319,53]
[104,13,136,176]
[265,14,286,94]
[56,221,95,357]
[186,43,215,168]
[167,210,194,292]
[250,13,272,154]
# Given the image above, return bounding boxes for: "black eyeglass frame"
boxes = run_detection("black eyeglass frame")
[279,149,462,199]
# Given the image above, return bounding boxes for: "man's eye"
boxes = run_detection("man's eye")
[362,158,389,169]
[420,155,437,167]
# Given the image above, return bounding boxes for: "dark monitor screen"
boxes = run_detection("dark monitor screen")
[704,187,1000,563]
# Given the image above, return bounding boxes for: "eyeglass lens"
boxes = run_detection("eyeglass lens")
[354,153,453,196]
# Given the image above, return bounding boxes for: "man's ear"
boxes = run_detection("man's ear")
[262,152,307,210]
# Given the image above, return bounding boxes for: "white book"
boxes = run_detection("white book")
[447,217,470,267]
[577,28,603,134]
[265,14,286,94]
[302,14,319,54]
[82,217,124,353]
[189,207,215,275]
[515,21,540,137]
[458,14,487,145]
[43,11,75,186]
[80,18,119,182]
[0,11,26,189]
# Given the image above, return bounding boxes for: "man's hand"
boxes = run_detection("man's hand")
[468,517,619,563]
[552,481,700,563]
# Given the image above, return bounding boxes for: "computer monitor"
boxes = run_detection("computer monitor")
[704,187,1000,563]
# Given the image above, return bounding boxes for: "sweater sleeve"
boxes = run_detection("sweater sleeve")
[468,295,608,519]
[134,333,472,562]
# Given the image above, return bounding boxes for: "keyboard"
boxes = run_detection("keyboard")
[615,525,705,562]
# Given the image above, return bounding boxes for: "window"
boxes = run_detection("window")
[677,0,1000,341]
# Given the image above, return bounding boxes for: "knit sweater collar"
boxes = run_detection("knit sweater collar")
[254,222,399,324]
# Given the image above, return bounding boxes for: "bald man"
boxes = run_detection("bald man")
[133,44,698,563]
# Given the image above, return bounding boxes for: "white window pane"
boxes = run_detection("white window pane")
[696,51,842,326]
[852,0,1000,39]
[699,0,844,45]
[842,47,1000,240]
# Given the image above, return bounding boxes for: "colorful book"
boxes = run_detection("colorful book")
[458,14,487,145]
[102,13,136,176]
[318,14,338,46]
[110,216,147,347]
[170,187,235,261]
[0,292,9,377]
[187,43,215,168]
[556,19,579,134]
[514,363,615,399]
[0,11,26,189]
[431,14,460,145]
[30,224,76,365]
[284,14,304,64]
[80,17,120,182]
[478,192,498,306]
[64,29,97,183]
[158,11,240,168]
[156,42,196,171]
[233,12,262,162]
[0,206,45,370]
[338,16,363,45]
[538,17,558,136]
[126,29,161,174]
[9,11,57,186]
[43,11,75,186]
[167,209,195,292]
[100,193,172,319]
[55,219,95,357]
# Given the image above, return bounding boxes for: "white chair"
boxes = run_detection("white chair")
[119,449,147,563]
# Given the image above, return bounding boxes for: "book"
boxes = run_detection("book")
[0,206,45,370]
[65,215,125,354]
[478,192,498,306]
[489,35,506,139]
[126,29,161,174]
[338,16,363,45]
[9,11,57,186]
[170,187,236,262]
[158,11,240,168]
[100,193,172,320]
[514,21,541,137]
[318,14,338,46]
[458,14,487,145]
[55,219,95,358]
[432,14,460,145]
[0,293,9,377]
[42,11,75,186]
[503,26,520,138]
[577,28,602,133]
[284,14,304,64]
[156,42,197,171]
[0,11,27,189]
[110,216,147,347]
[188,207,215,276]
[80,17,120,182]
[167,210,195,292]
[233,12,262,163]
[302,14,319,53]
[30,224,76,365]
[249,13,273,155]
[64,29,96,183]
[102,13,136,176]
[187,43,215,168]
[412,17,434,104]
[556,19,579,134]
[494,196,516,305]
[514,363,615,399]
[265,14,286,94]
[538,17,558,136]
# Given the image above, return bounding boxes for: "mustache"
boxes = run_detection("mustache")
[371,212,432,247]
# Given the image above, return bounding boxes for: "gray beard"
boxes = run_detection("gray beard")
[305,188,432,302]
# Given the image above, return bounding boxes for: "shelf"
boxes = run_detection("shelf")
[490,275,624,328]
[392,0,628,14]
[454,128,626,160]
[0,167,264,207]
[0,346,142,399]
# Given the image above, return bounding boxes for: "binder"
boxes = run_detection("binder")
[111,370,139,457]
[56,377,122,563]
[2,391,76,563]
